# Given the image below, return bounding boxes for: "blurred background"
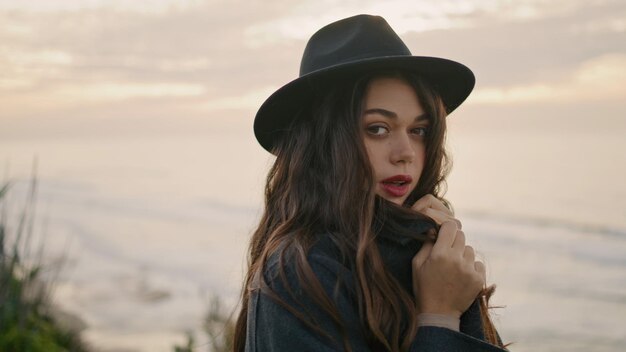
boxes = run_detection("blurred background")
[1,0,625,351]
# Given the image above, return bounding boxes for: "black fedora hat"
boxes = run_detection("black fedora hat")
[254,14,475,153]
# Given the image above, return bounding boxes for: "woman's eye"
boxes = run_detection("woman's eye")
[412,127,428,137]
[366,125,389,136]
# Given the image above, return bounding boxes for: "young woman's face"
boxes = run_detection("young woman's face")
[361,77,427,205]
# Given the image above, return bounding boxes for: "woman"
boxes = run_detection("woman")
[234,14,508,352]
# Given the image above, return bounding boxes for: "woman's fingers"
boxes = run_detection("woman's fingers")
[422,207,462,227]
[413,196,462,229]
[412,194,453,215]
[412,240,434,268]
[452,230,466,254]
[463,245,475,262]
[474,260,487,286]
[431,221,458,255]
[412,232,487,316]
[411,200,488,317]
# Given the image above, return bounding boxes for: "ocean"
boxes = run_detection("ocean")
[1,108,625,351]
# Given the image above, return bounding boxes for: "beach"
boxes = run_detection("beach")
[2,109,625,351]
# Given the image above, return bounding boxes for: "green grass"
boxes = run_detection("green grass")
[0,172,236,352]
[0,179,89,352]
[172,295,235,352]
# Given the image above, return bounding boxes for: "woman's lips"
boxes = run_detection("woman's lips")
[380,175,413,197]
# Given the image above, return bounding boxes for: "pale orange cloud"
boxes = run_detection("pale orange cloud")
[0,0,624,120]
[470,54,626,105]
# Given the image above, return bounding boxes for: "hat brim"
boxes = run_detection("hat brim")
[254,55,475,153]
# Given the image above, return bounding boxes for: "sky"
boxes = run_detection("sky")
[2,0,624,123]
[1,0,625,224]
[1,2,625,351]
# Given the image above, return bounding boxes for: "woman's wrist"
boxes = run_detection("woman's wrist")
[416,313,460,332]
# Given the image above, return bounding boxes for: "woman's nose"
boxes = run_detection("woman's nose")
[390,133,415,164]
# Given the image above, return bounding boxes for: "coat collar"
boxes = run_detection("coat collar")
[376,217,435,246]
[375,217,435,295]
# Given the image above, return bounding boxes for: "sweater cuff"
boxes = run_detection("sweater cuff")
[417,313,460,332]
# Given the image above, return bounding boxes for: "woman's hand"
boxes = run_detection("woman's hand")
[410,195,485,318]
[411,194,461,228]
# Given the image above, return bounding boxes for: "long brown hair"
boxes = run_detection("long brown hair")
[234,71,504,351]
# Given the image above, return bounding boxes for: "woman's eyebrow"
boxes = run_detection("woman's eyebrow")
[363,108,428,122]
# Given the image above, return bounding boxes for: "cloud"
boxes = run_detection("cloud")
[59,82,206,100]
[0,77,33,90]
[0,0,202,14]
[197,86,277,112]
[0,1,303,94]
[2,49,73,66]
[241,0,615,44]
[470,54,626,105]
[0,80,206,118]
[399,0,626,87]
[0,0,624,120]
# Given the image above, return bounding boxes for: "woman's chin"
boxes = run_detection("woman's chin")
[375,192,405,206]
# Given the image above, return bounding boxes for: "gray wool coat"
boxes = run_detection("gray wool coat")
[244,218,507,351]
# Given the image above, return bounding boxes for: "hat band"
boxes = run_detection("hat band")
[301,48,412,76]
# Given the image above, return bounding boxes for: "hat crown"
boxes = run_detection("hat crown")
[255,14,475,153]
[300,15,411,76]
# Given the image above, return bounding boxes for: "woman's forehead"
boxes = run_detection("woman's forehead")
[363,77,424,116]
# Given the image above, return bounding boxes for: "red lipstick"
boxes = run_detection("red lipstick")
[380,175,413,197]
